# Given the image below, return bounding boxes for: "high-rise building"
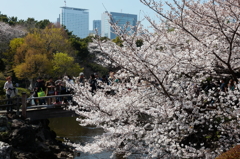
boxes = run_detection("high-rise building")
[93,20,101,36]
[101,11,137,39]
[101,12,111,38]
[60,7,89,38]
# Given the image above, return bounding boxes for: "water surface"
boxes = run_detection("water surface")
[48,117,113,159]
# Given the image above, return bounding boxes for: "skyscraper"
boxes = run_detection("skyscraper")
[93,20,101,36]
[101,11,137,39]
[60,7,89,38]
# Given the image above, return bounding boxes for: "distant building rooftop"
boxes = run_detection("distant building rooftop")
[110,12,137,16]
[60,7,88,11]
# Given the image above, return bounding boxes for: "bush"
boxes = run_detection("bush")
[16,87,31,96]
[0,131,10,141]
[216,145,240,159]
[87,63,109,76]
[0,80,6,99]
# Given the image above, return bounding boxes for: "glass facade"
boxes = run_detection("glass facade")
[101,11,137,39]
[93,20,101,36]
[60,7,89,38]
[101,12,111,38]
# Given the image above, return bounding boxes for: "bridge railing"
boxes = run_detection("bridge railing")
[0,92,73,119]
[0,96,21,115]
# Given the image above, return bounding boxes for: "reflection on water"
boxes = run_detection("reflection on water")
[48,117,112,159]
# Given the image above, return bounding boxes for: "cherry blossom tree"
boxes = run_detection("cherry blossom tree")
[67,0,240,158]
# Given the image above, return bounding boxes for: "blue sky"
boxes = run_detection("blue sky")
[0,0,165,30]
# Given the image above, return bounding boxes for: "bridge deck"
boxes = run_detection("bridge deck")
[0,92,78,120]
[0,106,77,120]
[26,107,77,120]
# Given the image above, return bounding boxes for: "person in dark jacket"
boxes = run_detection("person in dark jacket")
[89,74,97,94]
[34,77,46,105]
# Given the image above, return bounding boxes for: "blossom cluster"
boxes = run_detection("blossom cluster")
[67,0,240,158]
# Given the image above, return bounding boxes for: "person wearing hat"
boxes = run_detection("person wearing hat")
[78,72,85,86]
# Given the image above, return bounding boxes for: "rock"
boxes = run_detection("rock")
[0,116,74,159]
[11,119,25,128]
[0,131,10,141]
[12,150,37,159]
[0,115,8,127]
[7,112,19,119]
[10,126,37,152]
[57,151,74,159]
[0,141,12,159]
[36,126,56,142]
[0,126,9,132]
[0,115,11,141]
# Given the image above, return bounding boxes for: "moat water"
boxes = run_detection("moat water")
[48,116,112,159]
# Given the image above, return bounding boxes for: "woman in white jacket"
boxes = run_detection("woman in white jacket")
[3,76,14,112]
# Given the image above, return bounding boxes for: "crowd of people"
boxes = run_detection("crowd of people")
[32,75,240,105]
[218,78,240,92]
[2,70,120,111]
[31,71,119,105]
[73,71,119,94]
[189,77,240,103]
[4,71,240,111]
[32,76,70,105]
[203,78,240,93]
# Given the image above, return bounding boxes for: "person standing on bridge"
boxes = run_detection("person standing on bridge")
[34,77,46,105]
[46,77,56,96]
[3,76,14,112]
[89,74,97,94]
[45,77,56,104]
[78,72,85,87]
[55,76,64,104]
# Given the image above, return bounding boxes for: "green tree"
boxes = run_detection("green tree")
[25,18,37,31]
[51,52,83,77]
[136,39,143,47]
[2,38,24,71]
[13,53,52,89]
[8,16,18,26]
[0,59,5,72]
[64,27,110,77]
[112,36,123,47]
[14,25,73,65]
[70,38,89,62]
[0,13,8,23]
[100,36,110,41]
[36,19,51,29]
[87,63,109,76]
[12,25,74,81]
[14,54,51,79]
[0,12,18,26]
